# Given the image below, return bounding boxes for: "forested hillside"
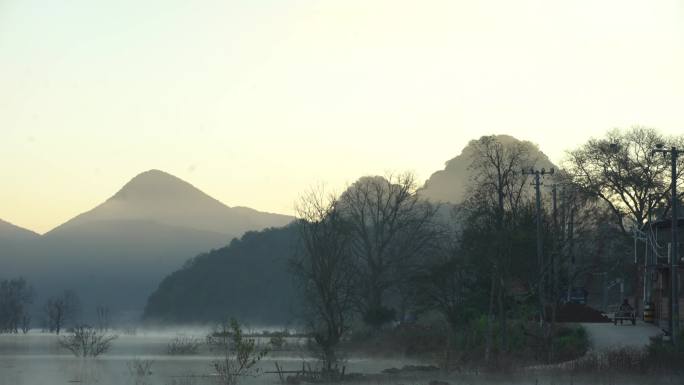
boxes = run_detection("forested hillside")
[143,224,299,325]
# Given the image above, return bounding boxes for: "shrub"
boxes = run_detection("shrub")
[644,335,684,371]
[167,335,202,355]
[208,318,269,385]
[552,325,590,362]
[269,332,286,350]
[59,325,118,357]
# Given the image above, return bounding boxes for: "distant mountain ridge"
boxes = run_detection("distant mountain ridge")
[46,169,292,237]
[0,218,39,240]
[1,169,294,323]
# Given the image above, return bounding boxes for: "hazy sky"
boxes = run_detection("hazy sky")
[1,0,683,234]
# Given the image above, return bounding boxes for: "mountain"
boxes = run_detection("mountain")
[46,169,292,237]
[2,170,294,323]
[143,225,299,325]
[0,219,39,274]
[418,135,557,204]
[0,219,39,241]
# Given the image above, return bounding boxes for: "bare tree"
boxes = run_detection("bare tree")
[468,136,538,219]
[339,173,440,328]
[415,230,475,335]
[20,314,31,334]
[44,290,81,335]
[549,180,630,302]
[0,277,34,334]
[564,126,684,234]
[291,188,357,373]
[463,135,536,361]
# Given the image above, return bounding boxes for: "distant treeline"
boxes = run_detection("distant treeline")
[0,277,105,334]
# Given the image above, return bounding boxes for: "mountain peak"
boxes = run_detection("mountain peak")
[111,169,211,202]
[133,169,176,179]
[46,169,293,236]
[419,134,556,204]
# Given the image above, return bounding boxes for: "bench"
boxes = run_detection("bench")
[613,309,636,325]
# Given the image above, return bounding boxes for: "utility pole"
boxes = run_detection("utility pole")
[568,203,575,299]
[652,144,680,346]
[645,194,656,306]
[551,185,559,316]
[523,167,554,324]
[552,184,558,295]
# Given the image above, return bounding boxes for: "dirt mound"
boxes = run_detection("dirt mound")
[555,303,611,323]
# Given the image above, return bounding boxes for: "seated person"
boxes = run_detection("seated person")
[619,299,633,312]
[616,299,634,324]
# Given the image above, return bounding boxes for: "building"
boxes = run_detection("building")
[636,218,684,332]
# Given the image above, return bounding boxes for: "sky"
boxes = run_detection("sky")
[1,0,683,234]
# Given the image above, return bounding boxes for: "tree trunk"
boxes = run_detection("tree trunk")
[484,270,497,363]
[498,276,507,352]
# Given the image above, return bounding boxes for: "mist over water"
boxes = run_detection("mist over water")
[0,330,412,385]
[1,330,682,385]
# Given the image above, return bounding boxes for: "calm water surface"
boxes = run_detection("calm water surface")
[1,332,682,385]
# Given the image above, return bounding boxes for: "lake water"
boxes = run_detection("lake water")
[0,331,415,385]
[1,331,683,385]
